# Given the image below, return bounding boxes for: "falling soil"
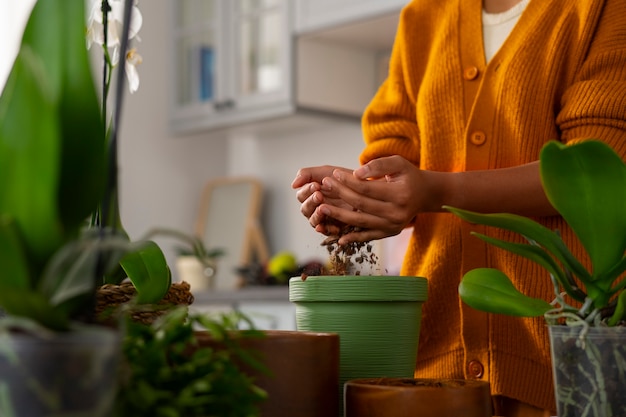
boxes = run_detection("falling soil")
[320,222,379,276]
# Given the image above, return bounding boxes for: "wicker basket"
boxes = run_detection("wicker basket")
[96,281,195,325]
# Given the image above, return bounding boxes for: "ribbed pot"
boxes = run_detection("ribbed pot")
[344,378,492,417]
[289,275,428,415]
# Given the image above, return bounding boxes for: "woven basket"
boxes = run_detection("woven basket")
[96,281,195,325]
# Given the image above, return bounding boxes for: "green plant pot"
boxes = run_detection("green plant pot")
[0,325,120,417]
[549,325,626,417]
[289,275,428,415]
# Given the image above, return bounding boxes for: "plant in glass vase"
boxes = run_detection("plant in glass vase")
[446,139,626,417]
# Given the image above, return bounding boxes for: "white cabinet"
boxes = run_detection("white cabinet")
[170,0,292,134]
[170,0,402,135]
[294,0,408,34]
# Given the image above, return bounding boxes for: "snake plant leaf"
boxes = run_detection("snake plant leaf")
[120,241,172,304]
[0,47,63,264]
[471,232,587,303]
[540,140,626,280]
[459,268,553,317]
[444,206,590,282]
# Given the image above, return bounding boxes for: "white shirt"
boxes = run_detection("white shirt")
[482,0,530,62]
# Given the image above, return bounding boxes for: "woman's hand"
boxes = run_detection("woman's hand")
[291,165,355,235]
[311,155,446,244]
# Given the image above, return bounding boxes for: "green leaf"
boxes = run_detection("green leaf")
[0,216,31,290]
[120,241,172,304]
[459,268,553,317]
[540,140,626,279]
[0,47,63,264]
[471,232,587,303]
[444,206,591,282]
[0,288,68,331]
[56,0,106,229]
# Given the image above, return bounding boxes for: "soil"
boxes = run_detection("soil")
[354,378,471,388]
[319,223,379,276]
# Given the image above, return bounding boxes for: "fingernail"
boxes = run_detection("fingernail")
[321,178,331,191]
[354,165,369,179]
[321,206,330,215]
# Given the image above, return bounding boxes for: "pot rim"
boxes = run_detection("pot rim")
[289,275,428,302]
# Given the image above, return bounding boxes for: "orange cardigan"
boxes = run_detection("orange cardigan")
[360,0,626,412]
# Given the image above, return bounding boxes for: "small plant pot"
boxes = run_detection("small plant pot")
[175,256,215,292]
[196,330,339,417]
[0,325,120,417]
[344,378,492,417]
[289,275,428,415]
[549,325,626,417]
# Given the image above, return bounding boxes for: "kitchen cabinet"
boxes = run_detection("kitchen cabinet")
[294,0,408,34]
[170,0,292,134]
[170,0,401,135]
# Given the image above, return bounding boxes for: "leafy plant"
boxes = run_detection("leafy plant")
[445,139,626,327]
[114,307,268,417]
[0,0,208,332]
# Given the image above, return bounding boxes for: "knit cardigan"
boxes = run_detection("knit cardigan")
[360,0,626,412]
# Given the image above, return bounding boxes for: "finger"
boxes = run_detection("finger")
[314,203,390,235]
[296,182,320,204]
[338,228,390,245]
[354,155,407,180]
[300,190,324,220]
[323,173,396,221]
[292,166,341,188]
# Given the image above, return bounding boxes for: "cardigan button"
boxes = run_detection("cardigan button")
[470,131,486,146]
[463,66,479,80]
[468,360,484,378]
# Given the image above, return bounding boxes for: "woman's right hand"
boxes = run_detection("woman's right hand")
[291,165,354,235]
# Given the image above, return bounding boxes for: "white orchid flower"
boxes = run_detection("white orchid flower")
[87,0,143,93]
[124,48,142,94]
[86,0,143,49]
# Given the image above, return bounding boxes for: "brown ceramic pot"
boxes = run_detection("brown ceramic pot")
[344,378,492,417]
[197,330,339,417]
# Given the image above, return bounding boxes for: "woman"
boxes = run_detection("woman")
[292,0,626,415]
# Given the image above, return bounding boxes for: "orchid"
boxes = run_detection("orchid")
[87,0,143,93]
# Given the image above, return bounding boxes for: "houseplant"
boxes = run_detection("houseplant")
[445,139,626,417]
[0,0,125,414]
[0,0,207,414]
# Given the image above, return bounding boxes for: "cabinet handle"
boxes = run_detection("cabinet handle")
[213,99,236,111]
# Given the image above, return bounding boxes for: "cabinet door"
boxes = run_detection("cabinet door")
[172,0,225,110]
[228,0,291,113]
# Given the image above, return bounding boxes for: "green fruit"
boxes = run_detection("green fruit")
[267,251,298,282]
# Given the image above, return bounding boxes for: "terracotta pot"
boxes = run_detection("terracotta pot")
[196,330,339,417]
[344,378,492,417]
